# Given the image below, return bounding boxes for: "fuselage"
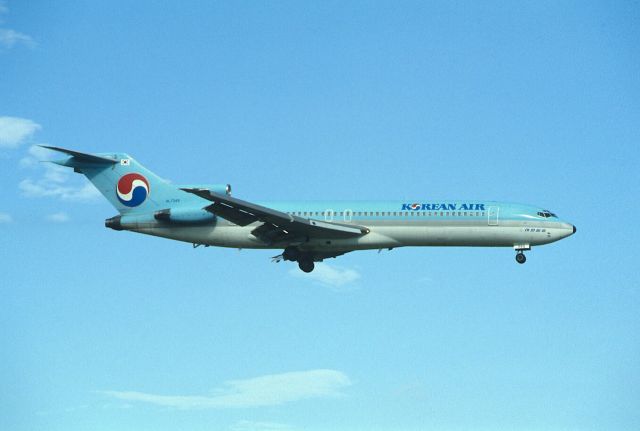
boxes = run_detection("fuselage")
[127,200,576,253]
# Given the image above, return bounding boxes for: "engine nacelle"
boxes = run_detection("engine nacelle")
[179,183,231,195]
[154,208,215,224]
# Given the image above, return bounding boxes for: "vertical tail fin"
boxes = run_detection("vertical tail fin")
[42,146,193,215]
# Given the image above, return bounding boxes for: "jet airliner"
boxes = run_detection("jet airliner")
[44,146,576,272]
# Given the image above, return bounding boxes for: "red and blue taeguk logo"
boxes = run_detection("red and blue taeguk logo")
[116,173,150,207]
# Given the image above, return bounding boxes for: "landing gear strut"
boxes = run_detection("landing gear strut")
[298,259,315,273]
[282,246,299,262]
[515,251,527,264]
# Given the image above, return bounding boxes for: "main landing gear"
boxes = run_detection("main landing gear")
[515,251,527,264]
[298,259,315,273]
[282,246,315,273]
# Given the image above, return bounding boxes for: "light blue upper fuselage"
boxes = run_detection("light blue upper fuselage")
[249,201,563,223]
[120,195,567,227]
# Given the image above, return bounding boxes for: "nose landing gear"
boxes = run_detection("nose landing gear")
[513,244,530,264]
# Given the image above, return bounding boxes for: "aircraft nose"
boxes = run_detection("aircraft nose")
[572,225,577,234]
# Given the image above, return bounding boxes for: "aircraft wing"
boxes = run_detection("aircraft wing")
[181,188,370,243]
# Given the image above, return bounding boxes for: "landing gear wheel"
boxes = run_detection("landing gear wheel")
[515,252,526,264]
[298,260,315,273]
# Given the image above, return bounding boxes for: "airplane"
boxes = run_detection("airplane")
[42,146,576,272]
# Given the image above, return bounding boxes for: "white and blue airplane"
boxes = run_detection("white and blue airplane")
[44,146,576,272]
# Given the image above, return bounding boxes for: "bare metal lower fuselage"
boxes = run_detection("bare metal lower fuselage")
[128,217,575,254]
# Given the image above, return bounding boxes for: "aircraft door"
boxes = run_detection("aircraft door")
[344,209,353,223]
[488,206,499,226]
[324,209,334,222]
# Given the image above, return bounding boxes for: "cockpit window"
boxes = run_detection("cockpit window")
[537,210,558,218]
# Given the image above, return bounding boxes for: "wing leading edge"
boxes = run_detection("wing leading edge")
[181,188,370,244]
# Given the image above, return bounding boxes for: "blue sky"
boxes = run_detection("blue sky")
[1,1,639,430]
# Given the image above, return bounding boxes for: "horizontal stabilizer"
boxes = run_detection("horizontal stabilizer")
[40,145,118,164]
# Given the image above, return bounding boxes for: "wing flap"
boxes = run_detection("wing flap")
[251,223,291,244]
[206,201,259,227]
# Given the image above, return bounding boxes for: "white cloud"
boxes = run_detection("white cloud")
[0,117,41,148]
[19,144,49,167]
[0,28,34,48]
[230,420,295,431]
[0,212,12,223]
[289,263,361,290]
[20,178,100,201]
[0,2,35,49]
[46,211,70,223]
[99,369,351,410]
